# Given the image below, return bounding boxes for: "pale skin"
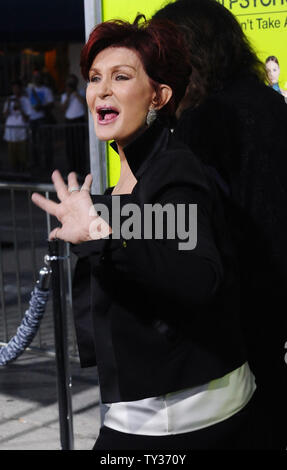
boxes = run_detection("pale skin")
[266,60,287,97]
[31,47,172,243]
[265,60,281,85]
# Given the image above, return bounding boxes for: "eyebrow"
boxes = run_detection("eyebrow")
[89,64,137,73]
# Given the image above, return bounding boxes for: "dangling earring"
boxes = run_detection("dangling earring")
[146,107,157,126]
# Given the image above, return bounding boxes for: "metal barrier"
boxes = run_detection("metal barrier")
[0,122,90,178]
[0,123,101,450]
[48,239,74,450]
[0,181,78,360]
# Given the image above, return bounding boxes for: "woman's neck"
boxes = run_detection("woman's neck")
[112,126,149,194]
[112,145,137,195]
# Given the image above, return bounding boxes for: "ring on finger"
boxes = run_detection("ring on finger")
[68,186,80,193]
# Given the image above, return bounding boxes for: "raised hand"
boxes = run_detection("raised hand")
[31,170,111,244]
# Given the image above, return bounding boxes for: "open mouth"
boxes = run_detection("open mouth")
[96,106,119,123]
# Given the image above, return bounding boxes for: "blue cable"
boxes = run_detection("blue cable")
[0,266,51,366]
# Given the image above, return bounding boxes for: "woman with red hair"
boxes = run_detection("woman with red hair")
[32,17,257,450]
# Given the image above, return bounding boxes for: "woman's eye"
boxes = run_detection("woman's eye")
[115,75,129,81]
[89,76,100,83]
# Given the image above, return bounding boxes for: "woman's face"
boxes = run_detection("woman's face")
[86,46,157,148]
[266,60,280,85]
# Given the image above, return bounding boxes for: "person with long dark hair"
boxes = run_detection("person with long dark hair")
[154,0,287,449]
[31,15,264,450]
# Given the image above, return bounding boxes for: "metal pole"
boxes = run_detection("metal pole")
[84,0,109,425]
[27,190,41,348]
[84,0,107,195]
[48,239,74,450]
[10,189,22,320]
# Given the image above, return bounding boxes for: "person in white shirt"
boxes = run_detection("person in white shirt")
[27,71,54,122]
[61,74,86,120]
[3,80,32,170]
[61,74,87,175]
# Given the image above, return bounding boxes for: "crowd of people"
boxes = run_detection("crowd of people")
[1,70,87,175]
[30,0,287,451]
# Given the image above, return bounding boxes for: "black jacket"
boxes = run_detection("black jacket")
[71,121,246,403]
[175,77,287,384]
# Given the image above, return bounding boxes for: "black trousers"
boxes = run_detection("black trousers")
[93,391,274,450]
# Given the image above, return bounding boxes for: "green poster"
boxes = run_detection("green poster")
[216,1,287,87]
[101,0,287,186]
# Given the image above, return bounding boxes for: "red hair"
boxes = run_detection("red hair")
[80,16,191,119]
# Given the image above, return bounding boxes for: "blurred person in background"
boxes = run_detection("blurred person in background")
[27,70,55,171]
[154,0,287,449]
[61,74,87,175]
[3,79,31,171]
[27,69,54,124]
